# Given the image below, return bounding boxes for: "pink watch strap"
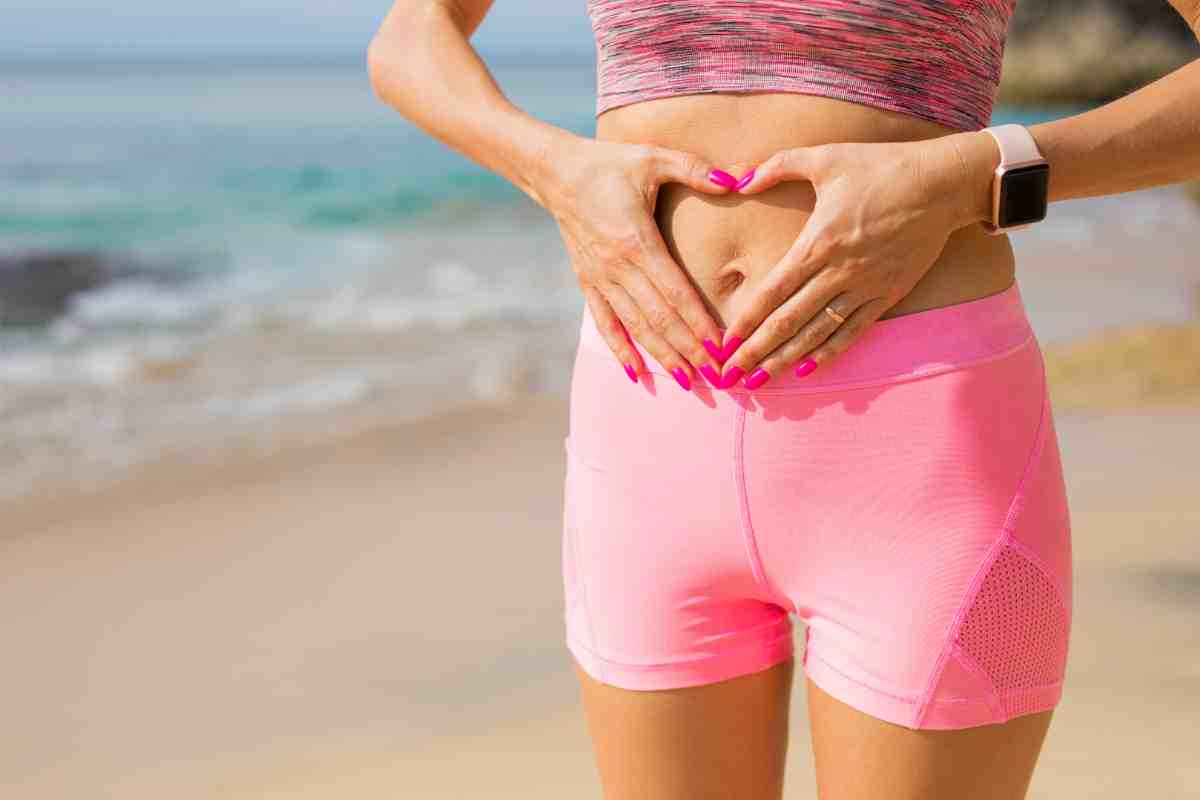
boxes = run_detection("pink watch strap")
[981,123,1045,167]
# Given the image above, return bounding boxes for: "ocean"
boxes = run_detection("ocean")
[2,62,1197,500]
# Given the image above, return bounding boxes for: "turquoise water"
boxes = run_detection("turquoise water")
[2,62,1192,498]
[0,62,1072,268]
[1,63,593,249]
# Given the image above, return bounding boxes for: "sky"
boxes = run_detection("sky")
[0,1,596,61]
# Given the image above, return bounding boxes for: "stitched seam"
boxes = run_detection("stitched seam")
[813,643,1062,714]
[730,333,1036,395]
[579,326,1034,394]
[563,437,605,683]
[566,626,794,671]
[806,647,924,704]
[998,682,1066,723]
[999,349,1050,540]
[910,533,1009,726]
[1004,531,1072,626]
[996,359,1073,619]
[560,437,582,627]
[997,681,1066,696]
[950,644,1004,720]
[733,403,792,611]
[913,343,1050,727]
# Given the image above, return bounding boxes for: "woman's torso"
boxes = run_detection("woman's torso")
[596,93,1016,328]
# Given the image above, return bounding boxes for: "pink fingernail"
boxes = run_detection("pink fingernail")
[699,363,722,386]
[795,358,818,377]
[743,367,771,390]
[717,365,745,390]
[624,363,639,383]
[733,168,757,191]
[703,338,723,362]
[671,367,692,391]
[708,169,738,189]
[718,335,743,363]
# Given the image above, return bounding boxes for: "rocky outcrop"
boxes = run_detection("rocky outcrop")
[1001,1,1199,104]
[0,251,141,327]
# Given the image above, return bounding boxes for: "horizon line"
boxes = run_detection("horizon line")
[0,47,596,68]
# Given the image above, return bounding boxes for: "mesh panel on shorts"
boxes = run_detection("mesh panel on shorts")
[956,544,1069,712]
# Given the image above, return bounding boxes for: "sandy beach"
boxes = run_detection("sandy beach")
[2,372,1198,797]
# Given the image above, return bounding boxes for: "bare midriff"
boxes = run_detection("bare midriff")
[595,92,1016,328]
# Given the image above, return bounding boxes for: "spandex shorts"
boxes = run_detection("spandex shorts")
[560,279,1073,730]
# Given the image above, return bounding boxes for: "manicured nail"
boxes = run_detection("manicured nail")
[708,169,738,189]
[703,338,723,362]
[624,363,639,383]
[717,365,745,389]
[743,367,771,390]
[795,358,818,377]
[671,367,692,391]
[699,363,722,386]
[733,168,757,192]
[718,335,743,363]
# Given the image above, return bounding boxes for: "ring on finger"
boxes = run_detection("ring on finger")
[785,294,858,358]
[823,304,847,325]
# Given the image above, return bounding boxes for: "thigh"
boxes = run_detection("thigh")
[807,679,1053,800]
[574,656,795,800]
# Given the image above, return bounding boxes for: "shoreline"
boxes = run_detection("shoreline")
[1,391,569,525]
[4,302,1200,513]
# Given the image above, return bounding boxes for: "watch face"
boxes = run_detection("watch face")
[998,163,1049,228]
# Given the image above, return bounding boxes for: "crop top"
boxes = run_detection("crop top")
[588,0,1017,132]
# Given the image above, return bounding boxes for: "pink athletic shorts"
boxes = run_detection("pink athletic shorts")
[560,280,1073,729]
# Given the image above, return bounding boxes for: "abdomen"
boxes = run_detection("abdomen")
[595,91,1016,328]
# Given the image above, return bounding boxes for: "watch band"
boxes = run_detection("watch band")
[980,123,1045,168]
[978,123,1049,234]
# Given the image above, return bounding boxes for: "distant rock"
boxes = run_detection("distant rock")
[1002,2,1199,104]
[0,251,139,327]
[1010,0,1198,42]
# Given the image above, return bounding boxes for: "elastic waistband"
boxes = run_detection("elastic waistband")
[577,280,1037,394]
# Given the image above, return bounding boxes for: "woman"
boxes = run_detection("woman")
[368,2,1200,797]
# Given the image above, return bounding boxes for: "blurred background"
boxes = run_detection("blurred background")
[1,2,1198,798]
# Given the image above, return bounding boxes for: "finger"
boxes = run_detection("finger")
[612,266,703,386]
[770,297,888,378]
[603,282,696,391]
[582,285,645,382]
[632,217,724,364]
[753,295,879,380]
[722,278,846,384]
[720,212,839,354]
[566,234,647,382]
[735,144,831,195]
[649,146,737,195]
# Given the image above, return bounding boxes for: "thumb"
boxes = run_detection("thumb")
[735,144,829,195]
[648,147,735,195]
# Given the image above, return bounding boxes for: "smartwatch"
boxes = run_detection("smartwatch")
[978,123,1050,234]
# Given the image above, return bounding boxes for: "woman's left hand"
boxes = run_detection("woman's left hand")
[716,133,991,387]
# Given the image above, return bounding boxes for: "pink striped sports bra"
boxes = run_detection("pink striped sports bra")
[588,0,1016,132]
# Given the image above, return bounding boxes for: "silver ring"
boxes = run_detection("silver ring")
[823,305,846,325]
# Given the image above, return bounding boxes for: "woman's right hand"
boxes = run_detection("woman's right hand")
[540,134,735,389]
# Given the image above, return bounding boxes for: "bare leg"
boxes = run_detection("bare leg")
[806,679,1054,800]
[572,657,795,800]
